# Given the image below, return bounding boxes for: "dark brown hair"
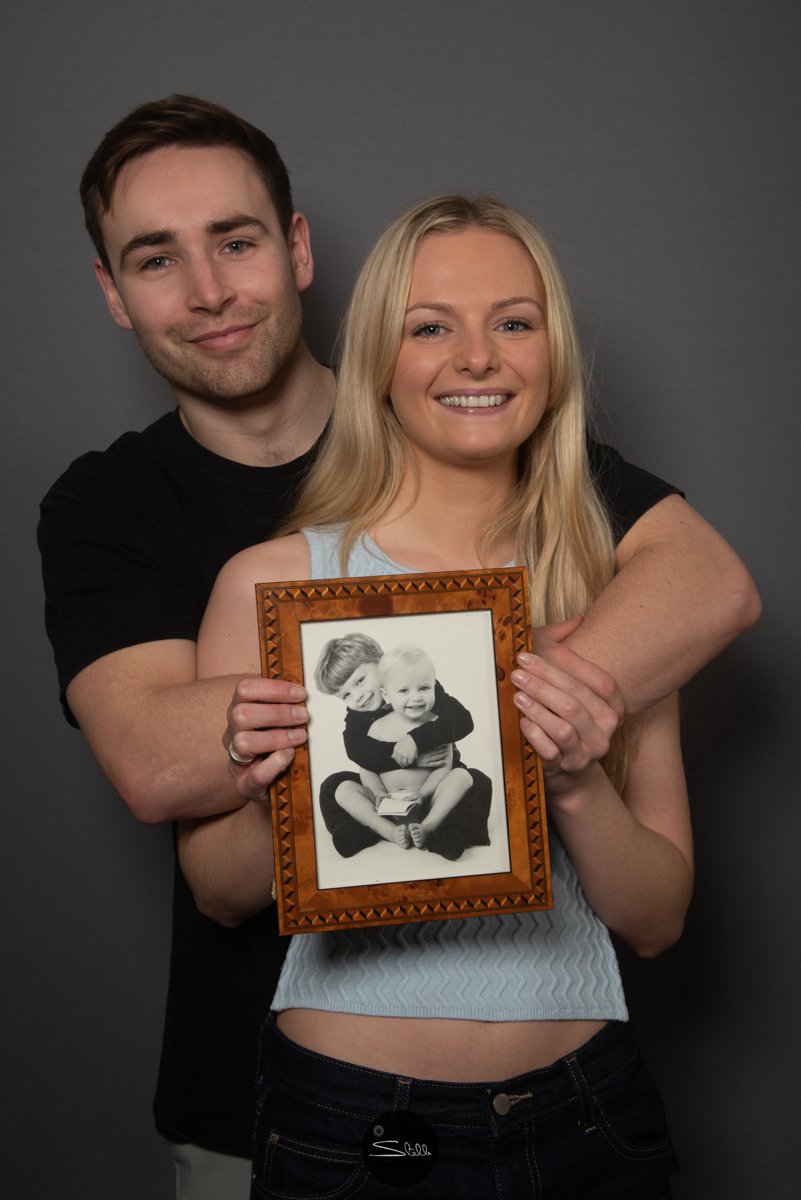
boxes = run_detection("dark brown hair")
[80,93,293,272]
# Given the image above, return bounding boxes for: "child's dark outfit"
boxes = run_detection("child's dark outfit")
[318,681,491,859]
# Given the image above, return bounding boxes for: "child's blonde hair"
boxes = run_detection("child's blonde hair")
[378,645,435,688]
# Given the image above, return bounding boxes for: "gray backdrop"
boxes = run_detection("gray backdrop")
[2,2,797,1197]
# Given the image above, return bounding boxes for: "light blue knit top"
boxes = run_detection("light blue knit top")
[270,527,628,1022]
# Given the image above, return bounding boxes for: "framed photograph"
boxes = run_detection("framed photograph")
[257,568,551,934]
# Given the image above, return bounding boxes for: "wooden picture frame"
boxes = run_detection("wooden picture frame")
[257,568,551,934]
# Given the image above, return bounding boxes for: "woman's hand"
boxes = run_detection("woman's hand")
[510,646,621,795]
[512,649,693,957]
[224,676,309,803]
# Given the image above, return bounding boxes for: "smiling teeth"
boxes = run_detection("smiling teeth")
[437,394,508,408]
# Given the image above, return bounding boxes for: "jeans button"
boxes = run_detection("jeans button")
[492,1092,511,1116]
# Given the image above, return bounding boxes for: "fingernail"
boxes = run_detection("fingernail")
[514,691,532,708]
[510,670,527,687]
[289,706,307,720]
[517,652,534,665]
[287,728,307,744]
[289,686,306,701]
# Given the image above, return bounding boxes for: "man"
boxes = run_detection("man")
[38,94,759,1199]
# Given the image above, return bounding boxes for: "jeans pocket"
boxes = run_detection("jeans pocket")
[253,1069,370,1200]
[591,1051,675,1163]
[260,1128,367,1199]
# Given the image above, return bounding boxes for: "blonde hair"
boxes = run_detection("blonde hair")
[287,194,631,785]
[378,644,435,688]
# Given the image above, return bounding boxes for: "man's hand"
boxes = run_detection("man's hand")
[225,676,309,803]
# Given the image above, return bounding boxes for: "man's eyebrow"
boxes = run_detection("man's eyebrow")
[206,214,269,237]
[118,215,270,269]
[119,230,176,269]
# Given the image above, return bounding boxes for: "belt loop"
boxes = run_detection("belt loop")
[563,1054,598,1135]
[393,1076,412,1113]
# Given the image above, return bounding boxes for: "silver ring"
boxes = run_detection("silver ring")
[227,743,255,767]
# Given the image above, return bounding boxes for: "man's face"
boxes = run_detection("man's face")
[95,144,313,407]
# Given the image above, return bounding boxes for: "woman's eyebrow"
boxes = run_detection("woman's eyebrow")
[405,301,454,315]
[405,296,544,315]
[490,295,544,313]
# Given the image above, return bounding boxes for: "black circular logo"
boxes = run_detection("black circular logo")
[362,1110,438,1186]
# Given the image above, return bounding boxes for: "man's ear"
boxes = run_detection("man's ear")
[93,259,134,331]
[287,212,314,294]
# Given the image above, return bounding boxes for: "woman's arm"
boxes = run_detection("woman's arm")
[177,534,311,927]
[513,655,693,958]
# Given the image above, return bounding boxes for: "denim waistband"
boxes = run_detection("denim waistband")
[261,1016,639,1132]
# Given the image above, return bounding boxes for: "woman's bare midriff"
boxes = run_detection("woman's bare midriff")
[277,1009,606,1081]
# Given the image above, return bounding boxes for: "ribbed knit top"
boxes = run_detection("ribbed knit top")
[270,528,628,1022]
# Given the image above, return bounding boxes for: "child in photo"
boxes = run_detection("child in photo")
[367,644,473,850]
[315,632,491,860]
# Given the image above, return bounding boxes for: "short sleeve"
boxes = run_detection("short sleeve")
[587,440,684,542]
[38,457,206,725]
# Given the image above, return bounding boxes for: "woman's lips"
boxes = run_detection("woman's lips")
[435,392,511,408]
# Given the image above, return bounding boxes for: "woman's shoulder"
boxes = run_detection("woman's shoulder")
[216,532,312,591]
[199,533,313,673]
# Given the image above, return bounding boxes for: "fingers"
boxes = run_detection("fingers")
[526,640,625,722]
[391,733,418,767]
[513,687,602,773]
[416,747,449,769]
[227,746,298,805]
[392,749,415,766]
[225,676,308,763]
[223,677,309,804]
[511,652,620,775]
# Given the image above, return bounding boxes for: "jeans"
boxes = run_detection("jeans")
[252,1016,678,1199]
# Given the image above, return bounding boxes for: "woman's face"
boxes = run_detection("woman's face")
[388,228,550,474]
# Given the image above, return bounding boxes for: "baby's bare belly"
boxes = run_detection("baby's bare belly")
[277,1009,606,1081]
[380,768,430,795]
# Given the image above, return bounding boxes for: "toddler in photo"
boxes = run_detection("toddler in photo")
[368,645,472,849]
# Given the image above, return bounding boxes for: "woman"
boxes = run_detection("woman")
[181,196,693,1197]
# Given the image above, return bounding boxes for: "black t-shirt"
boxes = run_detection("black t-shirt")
[38,409,681,1156]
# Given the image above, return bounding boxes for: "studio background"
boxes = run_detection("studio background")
[2,3,797,1197]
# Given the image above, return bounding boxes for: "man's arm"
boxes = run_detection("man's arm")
[540,495,760,715]
[67,640,304,824]
[179,802,275,928]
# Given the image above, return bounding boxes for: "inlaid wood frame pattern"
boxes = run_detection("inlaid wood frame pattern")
[257,568,551,934]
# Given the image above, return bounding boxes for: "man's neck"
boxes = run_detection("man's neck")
[176,344,335,467]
